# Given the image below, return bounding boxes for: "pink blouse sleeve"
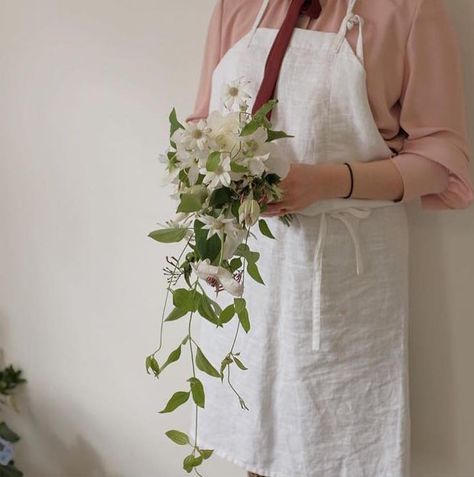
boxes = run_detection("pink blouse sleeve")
[185,1,224,123]
[390,0,474,209]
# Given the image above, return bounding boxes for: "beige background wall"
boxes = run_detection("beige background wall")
[0,1,473,476]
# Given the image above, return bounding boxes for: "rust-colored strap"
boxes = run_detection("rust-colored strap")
[251,0,322,120]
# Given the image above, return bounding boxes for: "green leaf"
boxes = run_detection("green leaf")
[233,297,246,314]
[177,193,203,213]
[234,298,250,332]
[258,219,275,239]
[230,161,249,173]
[165,306,188,322]
[254,99,278,119]
[0,422,20,443]
[172,288,197,313]
[219,304,235,324]
[205,294,223,316]
[209,187,233,208]
[234,243,259,264]
[169,108,184,138]
[195,347,221,378]
[148,228,187,243]
[206,151,221,171]
[198,448,214,460]
[145,355,160,376]
[247,261,265,285]
[198,293,220,326]
[165,429,190,446]
[233,356,248,370]
[229,257,242,272]
[187,377,205,408]
[266,129,294,142]
[194,220,221,263]
[240,119,260,137]
[237,305,250,333]
[159,391,190,413]
[220,355,233,381]
[183,454,203,473]
[0,464,24,477]
[160,344,182,374]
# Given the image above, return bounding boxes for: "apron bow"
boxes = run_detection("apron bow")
[311,207,372,351]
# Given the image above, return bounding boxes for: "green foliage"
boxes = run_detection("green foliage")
[197,293,220,326]
[187,377,205,408]
[206,151,221,172]
[183,453,203,473]
[234,298,250,333]
[195,347,221,378]
[194,220,221,263]
[165,429,189,446]
[258,219,275,239]
[177,193,204,213]
[169,108,184,141]
[148,228,188,243]
[159,391,190,413]
[266,129,294,142]
[0,365,26,476]
[0,367,26,396]
[0,423,19,444]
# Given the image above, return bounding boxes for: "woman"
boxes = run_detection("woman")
[185,1,474,476]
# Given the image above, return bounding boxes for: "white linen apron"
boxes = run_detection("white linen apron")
[191,1,410,475]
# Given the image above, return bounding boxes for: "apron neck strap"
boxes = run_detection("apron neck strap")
[333,0,364,64]
[246,0,271,47]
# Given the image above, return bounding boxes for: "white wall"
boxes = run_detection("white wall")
[0,1,473,476]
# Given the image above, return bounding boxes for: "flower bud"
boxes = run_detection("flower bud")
[239,199,260,227]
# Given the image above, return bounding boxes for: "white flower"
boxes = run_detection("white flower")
[159,150,181,186]
[192,258,244,297]
[241,127,271,157]
[221,77,252,112]
[199,212,236,241]
[222,227,247,260]
[178,154,201,185]
[207,110,242,154]
[172,119,211,152]
[245,152,270,177]
[200,154,232,190]
[239,199,261,227]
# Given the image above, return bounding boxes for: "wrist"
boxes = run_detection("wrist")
[312,163,352,200]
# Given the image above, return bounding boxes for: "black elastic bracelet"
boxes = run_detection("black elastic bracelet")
[342,162,353,199]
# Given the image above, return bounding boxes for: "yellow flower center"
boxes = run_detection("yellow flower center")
[229,86,239,97]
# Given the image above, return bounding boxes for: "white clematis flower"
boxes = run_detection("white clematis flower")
[159,151,181,186]
[199,212,236,241]
[172,119,211,152]
[221,77,252,112]
[200,154,232,190]
[192,258,244,297]
[178,154,201,185]
[207,110,243,154]
[241,127,271,158]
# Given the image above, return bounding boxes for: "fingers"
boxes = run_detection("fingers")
[261,204,289,217]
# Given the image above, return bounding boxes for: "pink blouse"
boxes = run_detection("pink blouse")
[185,0,474,210]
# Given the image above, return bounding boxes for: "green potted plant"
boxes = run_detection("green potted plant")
[0,365,26,477]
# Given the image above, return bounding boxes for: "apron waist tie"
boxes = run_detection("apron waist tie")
[311,207,372,351]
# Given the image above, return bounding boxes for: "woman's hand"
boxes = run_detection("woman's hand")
[261,162,350,217]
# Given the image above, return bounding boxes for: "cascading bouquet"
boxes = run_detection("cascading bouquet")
[146,77,294,475]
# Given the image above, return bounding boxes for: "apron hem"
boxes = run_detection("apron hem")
[193,435,305,477]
